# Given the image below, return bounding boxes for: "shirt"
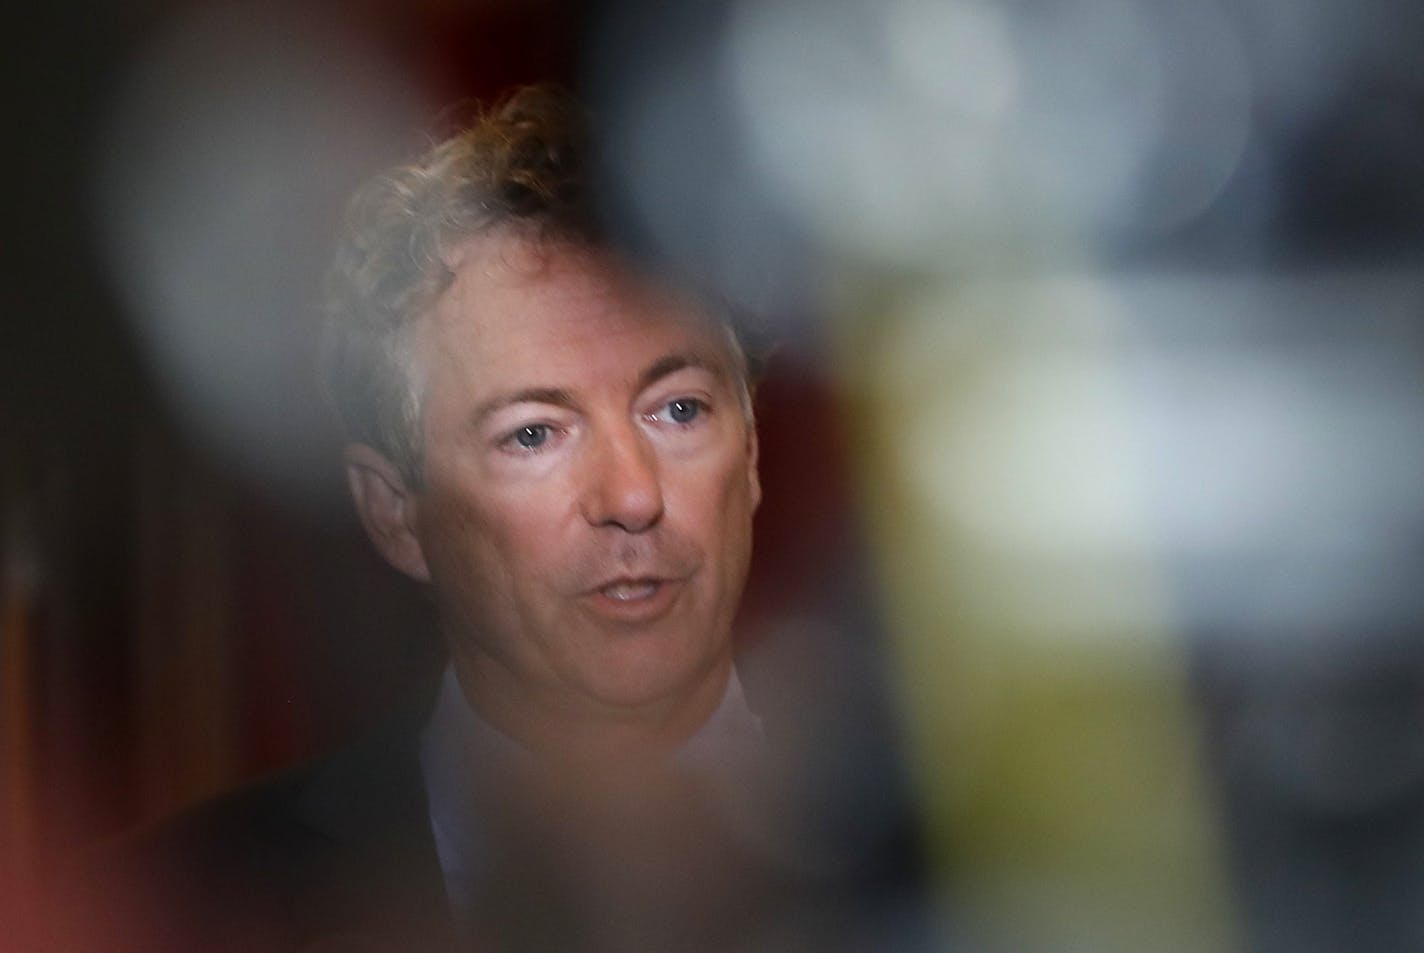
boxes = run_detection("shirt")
[417,665,767,937]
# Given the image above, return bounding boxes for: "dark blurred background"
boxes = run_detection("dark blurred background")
[5,1,1424,951]
[1,0,584,855]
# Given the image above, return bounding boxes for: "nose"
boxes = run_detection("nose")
[580,422,665,532]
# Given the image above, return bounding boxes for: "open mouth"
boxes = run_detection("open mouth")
[598,579,662,601]
[584,575,685,621]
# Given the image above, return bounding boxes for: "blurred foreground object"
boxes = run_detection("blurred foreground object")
[585,0,1424,949]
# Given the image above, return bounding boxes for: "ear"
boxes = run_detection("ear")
[344,443,431,582]
[746,425,762,511]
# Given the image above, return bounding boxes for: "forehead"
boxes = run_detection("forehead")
[417,235,739,396]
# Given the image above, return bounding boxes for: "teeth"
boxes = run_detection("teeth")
[601,581,658,601]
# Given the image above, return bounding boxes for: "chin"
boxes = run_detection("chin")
[575,643,729,712]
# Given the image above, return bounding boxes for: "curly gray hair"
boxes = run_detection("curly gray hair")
[320,85,599,485]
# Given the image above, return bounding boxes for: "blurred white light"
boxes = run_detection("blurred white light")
[1117,271,1424,634]
[881,275,1151,557]
[727,0,1254,265]
[1010,0,1253,237]
[885,0,1019,121]
[728,0,1011,265]
[98,3,429,499]
[917,357,1150,552]
[1006,0,1164,235]
[1128,350,1422,554]
[867,269,1424,642]
[1134,1,1255,233]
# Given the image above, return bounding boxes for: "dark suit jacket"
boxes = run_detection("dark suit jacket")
[84,718,460,953]
[76,711,924,953]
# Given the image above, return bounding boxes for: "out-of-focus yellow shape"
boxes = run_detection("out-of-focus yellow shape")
[833,273,1239,952]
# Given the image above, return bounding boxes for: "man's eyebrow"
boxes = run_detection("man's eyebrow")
[471,353,726,424]
[637,352,725,392]
[473,387,576,424]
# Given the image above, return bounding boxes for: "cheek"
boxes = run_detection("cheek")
[715,442,759,507]
[420,496,557,642]
[417,475,507,577]
[677,454,758,550]
[418,502,496,610]
[430,480,576,594]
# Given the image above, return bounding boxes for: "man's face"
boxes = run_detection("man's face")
[405,235,760,735]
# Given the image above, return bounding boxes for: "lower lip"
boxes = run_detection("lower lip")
[585,579,682,622]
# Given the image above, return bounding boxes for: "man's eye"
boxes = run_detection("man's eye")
[665,399,702,424]
[510,425,549,449]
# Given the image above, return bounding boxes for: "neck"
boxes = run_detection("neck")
[449,652,735,766]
